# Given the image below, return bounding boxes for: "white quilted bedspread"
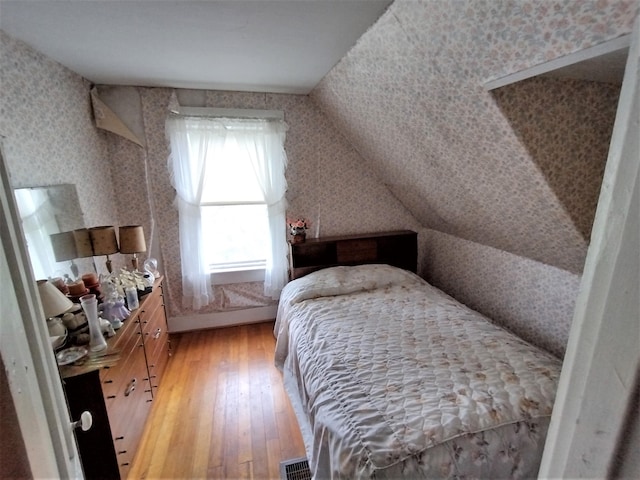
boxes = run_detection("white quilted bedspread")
[275,265,561,479]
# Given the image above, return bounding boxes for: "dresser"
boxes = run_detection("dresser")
[61,278,171,479]
[288,230,418,280]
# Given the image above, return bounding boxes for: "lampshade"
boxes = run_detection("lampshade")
[119,225,146,270]
[37,279,73,319]
[73,228,94,258]
[118,225,146,254]
[50,231,78,262]
[89,226,119,273]
[89,226,119,256]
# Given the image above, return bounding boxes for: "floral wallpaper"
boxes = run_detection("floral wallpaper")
[0,31,120,277]
[421,228,579,358]
[492,76,621,241]
[0,29,420,321]
[312,0,636,274]
[104,87,420,318]
[311,0,636,355]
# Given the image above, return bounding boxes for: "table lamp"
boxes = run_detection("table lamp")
[119,225,146,271]
[73,228,94,258]
[89,226,119,273]
[37,279,74,319]
[50,231,79,279]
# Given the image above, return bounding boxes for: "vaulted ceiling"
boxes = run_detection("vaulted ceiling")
[0,0,392,94]
[311,0,635,274]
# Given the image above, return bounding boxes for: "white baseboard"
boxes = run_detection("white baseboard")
[167,305,278,333]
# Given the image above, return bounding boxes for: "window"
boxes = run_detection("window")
[166,109,289,309]
[199,134,269,273]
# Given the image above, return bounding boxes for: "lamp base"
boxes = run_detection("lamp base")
[69,260,79,279]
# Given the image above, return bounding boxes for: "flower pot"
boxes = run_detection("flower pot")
[291,233,306,244]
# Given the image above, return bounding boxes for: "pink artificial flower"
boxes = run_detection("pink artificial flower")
[288,218,308,229]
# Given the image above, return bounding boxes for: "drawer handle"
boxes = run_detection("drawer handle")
[115,436,124,441]
[121,462,130,466]
[106,395,116,399]
[118,450,127,455]
[104,379,114,384]
[124,378,137,396]
[153,328,162,339]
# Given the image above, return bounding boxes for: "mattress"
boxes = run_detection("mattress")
[275,264,561,479]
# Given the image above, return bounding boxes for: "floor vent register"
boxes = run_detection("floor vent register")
[280,457,312,480]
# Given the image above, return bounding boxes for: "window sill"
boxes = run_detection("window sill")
[210,268,265,285]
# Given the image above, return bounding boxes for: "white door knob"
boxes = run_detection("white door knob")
[71,411,93,432]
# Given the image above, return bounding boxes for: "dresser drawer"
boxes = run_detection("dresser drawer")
[100,324,145,399]
[104,343,152,477]
[138,287,163,329]
[146,327,170,393]
[143,308,169,391]
[108,315,141,350]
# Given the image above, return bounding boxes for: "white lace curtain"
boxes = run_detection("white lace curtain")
[166,115,288,310]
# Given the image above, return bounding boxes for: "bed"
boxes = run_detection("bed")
[275,238,561,479]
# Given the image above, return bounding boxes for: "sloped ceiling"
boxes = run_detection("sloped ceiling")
[0,0,392,94]
[311,0,637,274]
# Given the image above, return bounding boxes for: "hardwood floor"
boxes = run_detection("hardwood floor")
[128,321,306,479]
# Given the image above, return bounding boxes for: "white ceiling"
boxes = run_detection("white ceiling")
[0,0,392,94]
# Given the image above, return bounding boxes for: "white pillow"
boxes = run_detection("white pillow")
[285,264,425,304]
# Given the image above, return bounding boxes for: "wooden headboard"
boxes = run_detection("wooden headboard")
[287,230,417,280]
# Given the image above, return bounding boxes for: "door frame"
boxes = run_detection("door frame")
[539,17,640,479]
[0,144,82,478]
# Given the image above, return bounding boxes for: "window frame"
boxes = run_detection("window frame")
[174,106,284,276]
